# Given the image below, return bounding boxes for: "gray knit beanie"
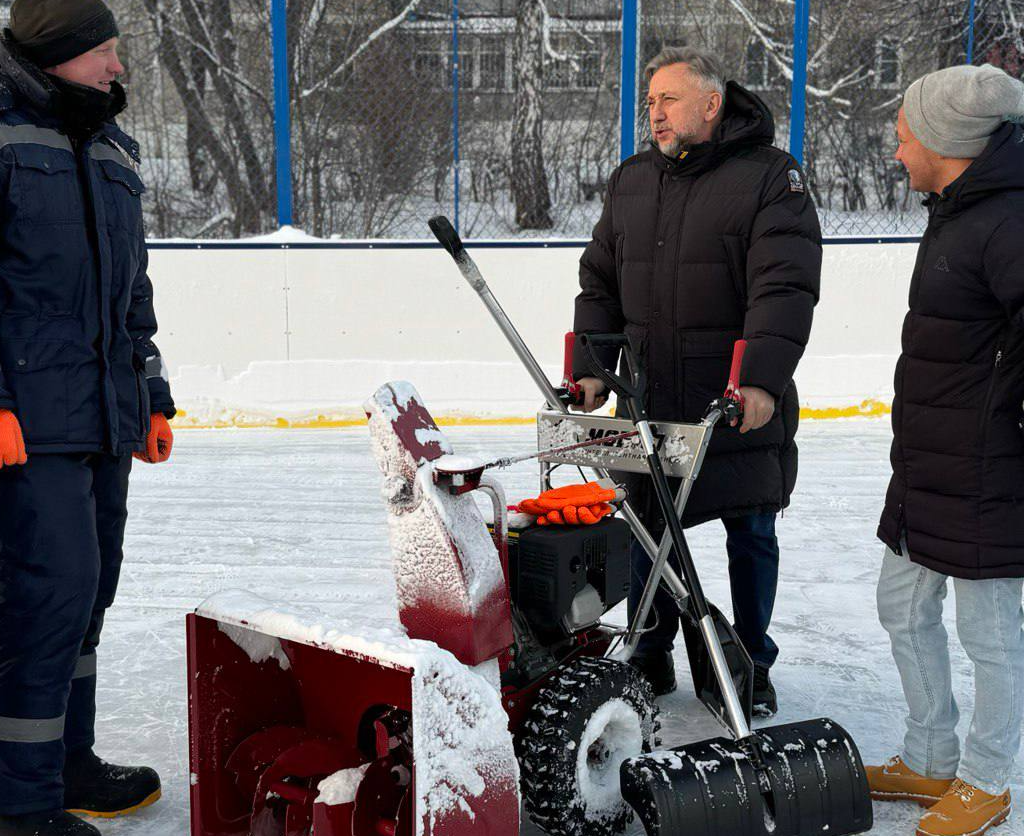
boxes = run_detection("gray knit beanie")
[903,64,1024,158]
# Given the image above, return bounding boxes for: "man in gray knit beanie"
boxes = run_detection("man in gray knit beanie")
[903,63,1024,160]
[867,61,1024,836]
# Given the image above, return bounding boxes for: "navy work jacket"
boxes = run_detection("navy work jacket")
[0,90,174,454]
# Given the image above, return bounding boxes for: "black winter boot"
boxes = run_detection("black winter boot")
[0,810,100,835]
[753,664,778,718]
[62,749,161,818]
[628,649,677,696]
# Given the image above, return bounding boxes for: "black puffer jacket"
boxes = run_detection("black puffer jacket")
[574,82,821,527]
[878,122,1024,579]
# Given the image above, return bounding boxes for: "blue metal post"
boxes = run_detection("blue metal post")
[788,0,810,164]
[270,0,292,228]
[451,0,461,234]
[619,0,639,161]
[966,0,977,63]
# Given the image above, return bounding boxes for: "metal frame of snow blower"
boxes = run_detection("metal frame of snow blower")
[429,215,873,836]
[427,216,757,726]
[427,215,754,730]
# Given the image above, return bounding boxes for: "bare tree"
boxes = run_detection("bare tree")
[138,0,275,236]
[511,0,553,229]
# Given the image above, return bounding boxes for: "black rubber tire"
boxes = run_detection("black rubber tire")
[519,656,660,836]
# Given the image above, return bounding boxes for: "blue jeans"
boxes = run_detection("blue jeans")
[877,545,1024,795]
[628,512,780,668]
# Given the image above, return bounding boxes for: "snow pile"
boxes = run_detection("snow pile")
[316,764,370,806]
[199,589,417,669]
[412,652,519,826]
[433,454,483,472]
[217,622,290,670]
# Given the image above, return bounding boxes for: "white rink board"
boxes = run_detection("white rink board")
[147,242,917,425]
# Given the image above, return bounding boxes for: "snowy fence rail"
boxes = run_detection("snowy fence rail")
[30,0,1016,241]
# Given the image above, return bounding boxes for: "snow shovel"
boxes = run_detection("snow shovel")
[576,333,873,836]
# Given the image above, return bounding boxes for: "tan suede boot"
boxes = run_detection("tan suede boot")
[916,779,1012,836]
[866,755,955,806]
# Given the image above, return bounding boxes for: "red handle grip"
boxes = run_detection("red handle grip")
[725,339,747,398]
[563,332,575,381]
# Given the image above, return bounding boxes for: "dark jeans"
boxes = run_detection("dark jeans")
[0,453,131,815]
[628,512,780,669]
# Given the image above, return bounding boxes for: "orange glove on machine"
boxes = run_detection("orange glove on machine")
[518,481,624,526]
[134,413,173,464]
[0,408,27,468]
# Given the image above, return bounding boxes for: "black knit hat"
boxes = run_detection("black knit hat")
[9,0,119,68]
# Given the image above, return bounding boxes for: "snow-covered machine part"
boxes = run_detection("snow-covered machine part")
[364,381,513,668]
[536,411,703,477]
[186,591,519,836]
[620,718,871,836]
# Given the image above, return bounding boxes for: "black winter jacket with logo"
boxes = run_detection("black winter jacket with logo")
[878,122,1024,579]
[574,83,821,527]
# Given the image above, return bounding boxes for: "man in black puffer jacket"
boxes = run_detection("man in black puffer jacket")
[573,45,821,710]
[867,64,1024,836]
[0,2,173,834]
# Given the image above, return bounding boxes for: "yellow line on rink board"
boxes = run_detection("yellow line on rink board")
[169,400,891,430]
[799,400,891,419]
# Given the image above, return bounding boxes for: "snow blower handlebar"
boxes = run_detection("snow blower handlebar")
[704,340,747,426]
[579,333,753,740]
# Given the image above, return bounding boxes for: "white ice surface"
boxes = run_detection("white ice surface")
[95,421,1023,835]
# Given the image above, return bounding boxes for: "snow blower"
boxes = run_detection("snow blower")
[187,374,663,836]
[184,217,870,836]
[427,215,873,836]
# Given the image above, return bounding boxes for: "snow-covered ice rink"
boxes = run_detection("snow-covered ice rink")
[97,419,1022,835]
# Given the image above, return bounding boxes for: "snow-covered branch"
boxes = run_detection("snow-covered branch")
[725,0,869,107]
[162,20,268,105]
[300,0,426,99]
[538,0,580,71]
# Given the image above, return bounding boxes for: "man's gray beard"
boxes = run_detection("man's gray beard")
[657,131,697,158]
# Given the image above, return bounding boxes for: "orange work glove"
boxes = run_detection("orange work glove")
[134,413,173,463]
[519,482,619,526]
[531,502,614,526]
[0,409,27,468]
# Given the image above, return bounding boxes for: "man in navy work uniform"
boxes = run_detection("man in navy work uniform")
[0,2,175,834]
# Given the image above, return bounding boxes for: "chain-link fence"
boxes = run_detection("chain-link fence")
[270,0,622,239]
[106,0,276,238]
[2,0,1022,239]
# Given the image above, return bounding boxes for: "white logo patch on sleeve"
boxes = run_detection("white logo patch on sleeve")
[787,169,805,193]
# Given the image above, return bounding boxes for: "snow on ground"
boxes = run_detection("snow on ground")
[95,419,1022,835]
